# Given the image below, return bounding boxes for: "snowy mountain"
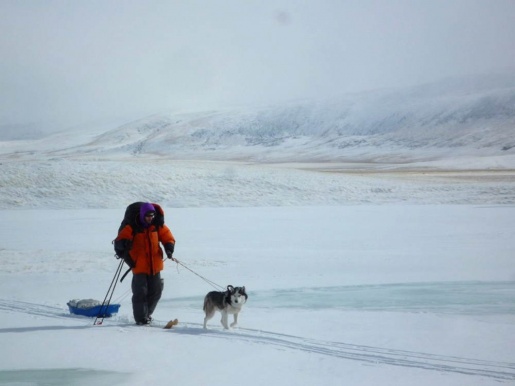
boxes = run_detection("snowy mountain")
[1,73,515,209]
[2,72,515,164]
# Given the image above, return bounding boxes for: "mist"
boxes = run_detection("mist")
[1,0,515,133]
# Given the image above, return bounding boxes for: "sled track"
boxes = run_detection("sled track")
[0,299,67,320]
[178,323,515,381]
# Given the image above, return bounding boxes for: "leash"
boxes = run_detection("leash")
[171,258,225,291]
[108,257,225,306]
[110,257,225,304]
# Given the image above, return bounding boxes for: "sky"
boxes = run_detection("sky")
[1,0,515,131]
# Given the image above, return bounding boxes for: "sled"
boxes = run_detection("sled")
[67,299,120,318]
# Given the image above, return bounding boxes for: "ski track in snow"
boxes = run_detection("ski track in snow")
[1,298,515,382]
[172,324,515,381]
[0,299,68,321]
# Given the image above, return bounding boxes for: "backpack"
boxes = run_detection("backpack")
[118,202,165,235]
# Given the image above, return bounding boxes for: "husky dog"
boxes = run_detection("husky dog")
[203,285,248,329]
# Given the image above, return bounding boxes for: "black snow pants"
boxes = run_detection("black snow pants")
[131,272,163,323]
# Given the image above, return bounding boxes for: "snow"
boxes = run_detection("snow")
[1,75,515,385]
[0,206,515,385]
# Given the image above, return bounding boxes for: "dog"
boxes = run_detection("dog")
[203,285,248,329]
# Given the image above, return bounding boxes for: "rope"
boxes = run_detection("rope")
[109,257,225,307]
[172,258,225,291]
[113,288,132,303]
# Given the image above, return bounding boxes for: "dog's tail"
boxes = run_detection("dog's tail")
[202,295,208,312]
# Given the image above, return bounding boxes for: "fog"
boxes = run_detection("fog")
[1,0,515,132]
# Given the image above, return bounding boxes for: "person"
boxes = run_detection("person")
[114,202,176,325]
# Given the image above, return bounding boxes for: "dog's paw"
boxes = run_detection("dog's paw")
[230,322,238,328]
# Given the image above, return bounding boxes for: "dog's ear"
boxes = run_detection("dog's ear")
[227,285,234,293]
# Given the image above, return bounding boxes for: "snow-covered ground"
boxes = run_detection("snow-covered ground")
[1,158,515,209]
[0,206,514,385]
[1,75,515,385]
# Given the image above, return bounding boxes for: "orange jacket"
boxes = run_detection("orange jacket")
[117,223,175,275]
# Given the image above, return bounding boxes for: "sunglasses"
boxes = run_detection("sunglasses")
[145,213,155,218]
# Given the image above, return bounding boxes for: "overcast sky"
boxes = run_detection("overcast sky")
[1,0,515,130]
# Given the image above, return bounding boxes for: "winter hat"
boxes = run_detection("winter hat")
[139,202,156,227]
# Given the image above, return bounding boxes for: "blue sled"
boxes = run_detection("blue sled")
[67,303,121,318]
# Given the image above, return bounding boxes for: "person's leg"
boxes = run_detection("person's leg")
[147,272,163,318]
[132,273,149,324]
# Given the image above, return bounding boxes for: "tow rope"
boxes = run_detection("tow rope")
[172,258,225,291]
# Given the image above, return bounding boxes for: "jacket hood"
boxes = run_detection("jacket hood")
[139,203,156,227]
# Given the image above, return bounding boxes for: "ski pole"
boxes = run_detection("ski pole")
[94,259,124,326]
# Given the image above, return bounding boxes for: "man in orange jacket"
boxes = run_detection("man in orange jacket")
[114,202,175,325]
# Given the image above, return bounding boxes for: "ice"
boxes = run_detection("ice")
[0,369,130,385]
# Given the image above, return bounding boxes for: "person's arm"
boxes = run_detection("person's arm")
[114,225,135,267]
[159,225,176,260]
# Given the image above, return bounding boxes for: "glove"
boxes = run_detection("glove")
[114,239,135,268]
[114,239,132,258]
[164,243,175,260]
